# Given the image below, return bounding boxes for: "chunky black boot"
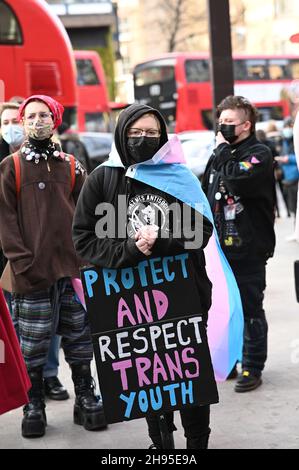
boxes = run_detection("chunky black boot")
[44,376,70,401]
[22,367,47,438]
[71,363,107,431]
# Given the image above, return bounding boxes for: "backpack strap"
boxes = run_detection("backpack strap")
[12,153,21,199]
[69,155,76,192]
[103,166,119,203]
[12,153,77,198]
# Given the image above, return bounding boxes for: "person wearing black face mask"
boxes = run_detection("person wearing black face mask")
[72,104,218,449]
[217,121,248,144]
[126,121,161,163]
[202,95,276,393]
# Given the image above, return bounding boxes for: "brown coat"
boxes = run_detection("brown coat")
[0,151,86,294]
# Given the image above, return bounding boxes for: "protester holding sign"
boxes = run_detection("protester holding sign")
[0,95,106,438]
[73,104,243,449]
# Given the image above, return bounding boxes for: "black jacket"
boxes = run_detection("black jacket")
[202,134,276,262]
[73,104,213,314]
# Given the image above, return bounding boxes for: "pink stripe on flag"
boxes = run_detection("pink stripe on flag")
[71,278,86,311]
[159,135,186,164]
[205,235,230,382]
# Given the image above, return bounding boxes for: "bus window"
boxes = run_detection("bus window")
[257,106,283,121]
[76,59,100,86]
[0,2,22,44]
[135,65,175,87]
[74,51,110,132]
[185,60,210,82]
[245,60,268,80]
[134,61,177,130]
[235,59,268,80]
[269,59,289,79]
[290,60,299,79]
[234,60,247,80]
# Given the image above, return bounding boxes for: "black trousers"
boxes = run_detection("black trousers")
[283,181,298,216]
[230,260,268,374]
[146,405,210,445]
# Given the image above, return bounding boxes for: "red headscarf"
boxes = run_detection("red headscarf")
[18,95,64,129]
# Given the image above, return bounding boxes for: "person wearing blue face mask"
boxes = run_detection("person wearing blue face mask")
[0,103,25,161]
[2,123,25,149]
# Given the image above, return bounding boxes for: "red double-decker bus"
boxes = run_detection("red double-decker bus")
[0,0,77,127]
[133,52,299,132]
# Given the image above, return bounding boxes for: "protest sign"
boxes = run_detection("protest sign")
[81,252,218,424]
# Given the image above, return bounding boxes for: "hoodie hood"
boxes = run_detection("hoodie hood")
[114,103,168,167]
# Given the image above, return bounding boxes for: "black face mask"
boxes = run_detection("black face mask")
[127,136,160,164]
[217,123,240,144]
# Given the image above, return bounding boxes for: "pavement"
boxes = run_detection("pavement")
[1,218,298,449]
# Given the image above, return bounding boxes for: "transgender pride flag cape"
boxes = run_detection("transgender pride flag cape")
[103,135,244,382]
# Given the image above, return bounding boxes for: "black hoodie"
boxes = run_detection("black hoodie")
[73,104,213,314]
[114,103,169,167]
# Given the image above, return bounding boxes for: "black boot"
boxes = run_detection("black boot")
[186,431,210,449]
[146,414,176,449]
[22,367,47,438]
[71,363,107,431]
[44,376,70,401]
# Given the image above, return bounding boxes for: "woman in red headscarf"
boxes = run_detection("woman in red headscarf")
[0,95,106,438]
[0,288,30,415]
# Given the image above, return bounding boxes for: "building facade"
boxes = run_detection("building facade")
[115,0,299,101]
[47,0,119,98]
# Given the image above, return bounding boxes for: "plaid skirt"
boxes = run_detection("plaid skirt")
[12,278,93,370]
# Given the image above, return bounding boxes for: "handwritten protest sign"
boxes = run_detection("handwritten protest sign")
[81,253,218,424]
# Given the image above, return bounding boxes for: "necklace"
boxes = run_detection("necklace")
[21,140,62,164]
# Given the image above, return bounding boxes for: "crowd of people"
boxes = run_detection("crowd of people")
[0,93,298,449]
